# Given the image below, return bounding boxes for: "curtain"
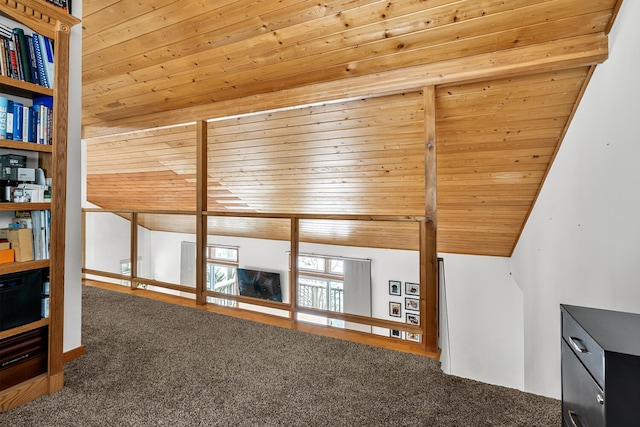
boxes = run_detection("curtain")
[180,241,196,287]
[343,259,372,333]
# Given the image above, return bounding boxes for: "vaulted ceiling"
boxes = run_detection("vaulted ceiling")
[83,0,623,256]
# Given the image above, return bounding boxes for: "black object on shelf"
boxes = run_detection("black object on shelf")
[0,269,42,331]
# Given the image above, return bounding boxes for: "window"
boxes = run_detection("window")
[298,254,345,327]
[206,246,239,306]
[120,257,142,287]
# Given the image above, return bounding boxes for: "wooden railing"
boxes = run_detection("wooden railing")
[81,208,438,353]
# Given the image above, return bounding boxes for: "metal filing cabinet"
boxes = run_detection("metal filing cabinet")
[561,304,640,426]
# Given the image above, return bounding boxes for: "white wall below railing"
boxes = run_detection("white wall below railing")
[438,254,524,390]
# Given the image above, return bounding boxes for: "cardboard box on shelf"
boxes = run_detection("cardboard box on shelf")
[0,248,14,263]
[0,228,33,262]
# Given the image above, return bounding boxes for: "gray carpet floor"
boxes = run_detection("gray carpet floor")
[1,286,561,426]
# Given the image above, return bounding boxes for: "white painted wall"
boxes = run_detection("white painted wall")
[63,2,83,353]
[438,253,524,390]
[511,0,640,398]
[84,213,131,275]
[147,231,195,285]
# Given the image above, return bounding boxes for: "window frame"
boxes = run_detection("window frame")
[297,254,344,314]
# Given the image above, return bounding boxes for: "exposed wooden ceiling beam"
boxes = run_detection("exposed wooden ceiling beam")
[83,33,608,139]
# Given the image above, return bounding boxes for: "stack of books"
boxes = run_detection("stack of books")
[0,24,55,89]
[0,95,52,144]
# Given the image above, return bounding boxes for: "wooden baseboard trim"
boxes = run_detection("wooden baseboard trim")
[63,345,86,363]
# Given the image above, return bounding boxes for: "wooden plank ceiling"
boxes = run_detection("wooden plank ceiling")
[83,0,622,256]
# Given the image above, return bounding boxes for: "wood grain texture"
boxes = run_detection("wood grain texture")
[83,1,621,257]
[423,87,438,351]
[0,374,48,412]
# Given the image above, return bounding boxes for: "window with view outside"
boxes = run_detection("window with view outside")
[206,246,239,307]
[298,255,345,327]
[120,258,143,287]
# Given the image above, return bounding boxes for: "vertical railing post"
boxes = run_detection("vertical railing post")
[290,217,299,324]
[422,86,439,352]
[130,212,138,290]
[196,120,208,305]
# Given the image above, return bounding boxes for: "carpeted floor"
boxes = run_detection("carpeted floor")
[1,286,561,426]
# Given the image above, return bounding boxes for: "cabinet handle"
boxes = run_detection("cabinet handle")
[596,393,605,405]
[569,336,589,353]
[568,410,583,427]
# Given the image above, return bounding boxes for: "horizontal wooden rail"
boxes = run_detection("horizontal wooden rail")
[203,290,292,312]
[205,211,426,222]
[83,208,425,223]
[82,208,197,215]
[132,278,196,295]
[297,307,422,334]
[82,268,128,281]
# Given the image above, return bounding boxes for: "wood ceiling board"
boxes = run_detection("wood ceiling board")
[82,0,121,17]
[82,20,600,121]
[138,213,198,235]
[82,0,181,38]
[82,0,376,72]
[83,0,622,256]
[82,31,608,139]
[86,171,198,211]
[82,0,613,128]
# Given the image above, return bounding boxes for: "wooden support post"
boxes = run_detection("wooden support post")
[196,120,208,305]
[290,217,299,323]
[422,86,439,352]
[48,25,72,386]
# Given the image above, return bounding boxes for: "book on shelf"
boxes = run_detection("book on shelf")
[7,38,19,80]
[41,34,54,89]
[26,35,40,86]
[30,31,47,88]
[11,101,22,141]
[0,96,7,139]
[6,99,13,140]
[12,28,31,84]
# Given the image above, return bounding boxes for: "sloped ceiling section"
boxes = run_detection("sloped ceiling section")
[83,0,622,256]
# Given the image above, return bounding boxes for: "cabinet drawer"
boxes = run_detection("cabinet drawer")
[563,310,605,388]
[562,340,605,427]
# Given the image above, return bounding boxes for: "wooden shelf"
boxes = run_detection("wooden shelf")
[0,259,49,275]
[0,373,48,411]
[0,318,48,341]
[0,75,53,98]
[0,140,53,153]
[0,202,51,211]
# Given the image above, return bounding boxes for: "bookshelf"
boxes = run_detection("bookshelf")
[0,0,79,411]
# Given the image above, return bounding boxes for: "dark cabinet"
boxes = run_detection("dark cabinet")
[561,304,640,426]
